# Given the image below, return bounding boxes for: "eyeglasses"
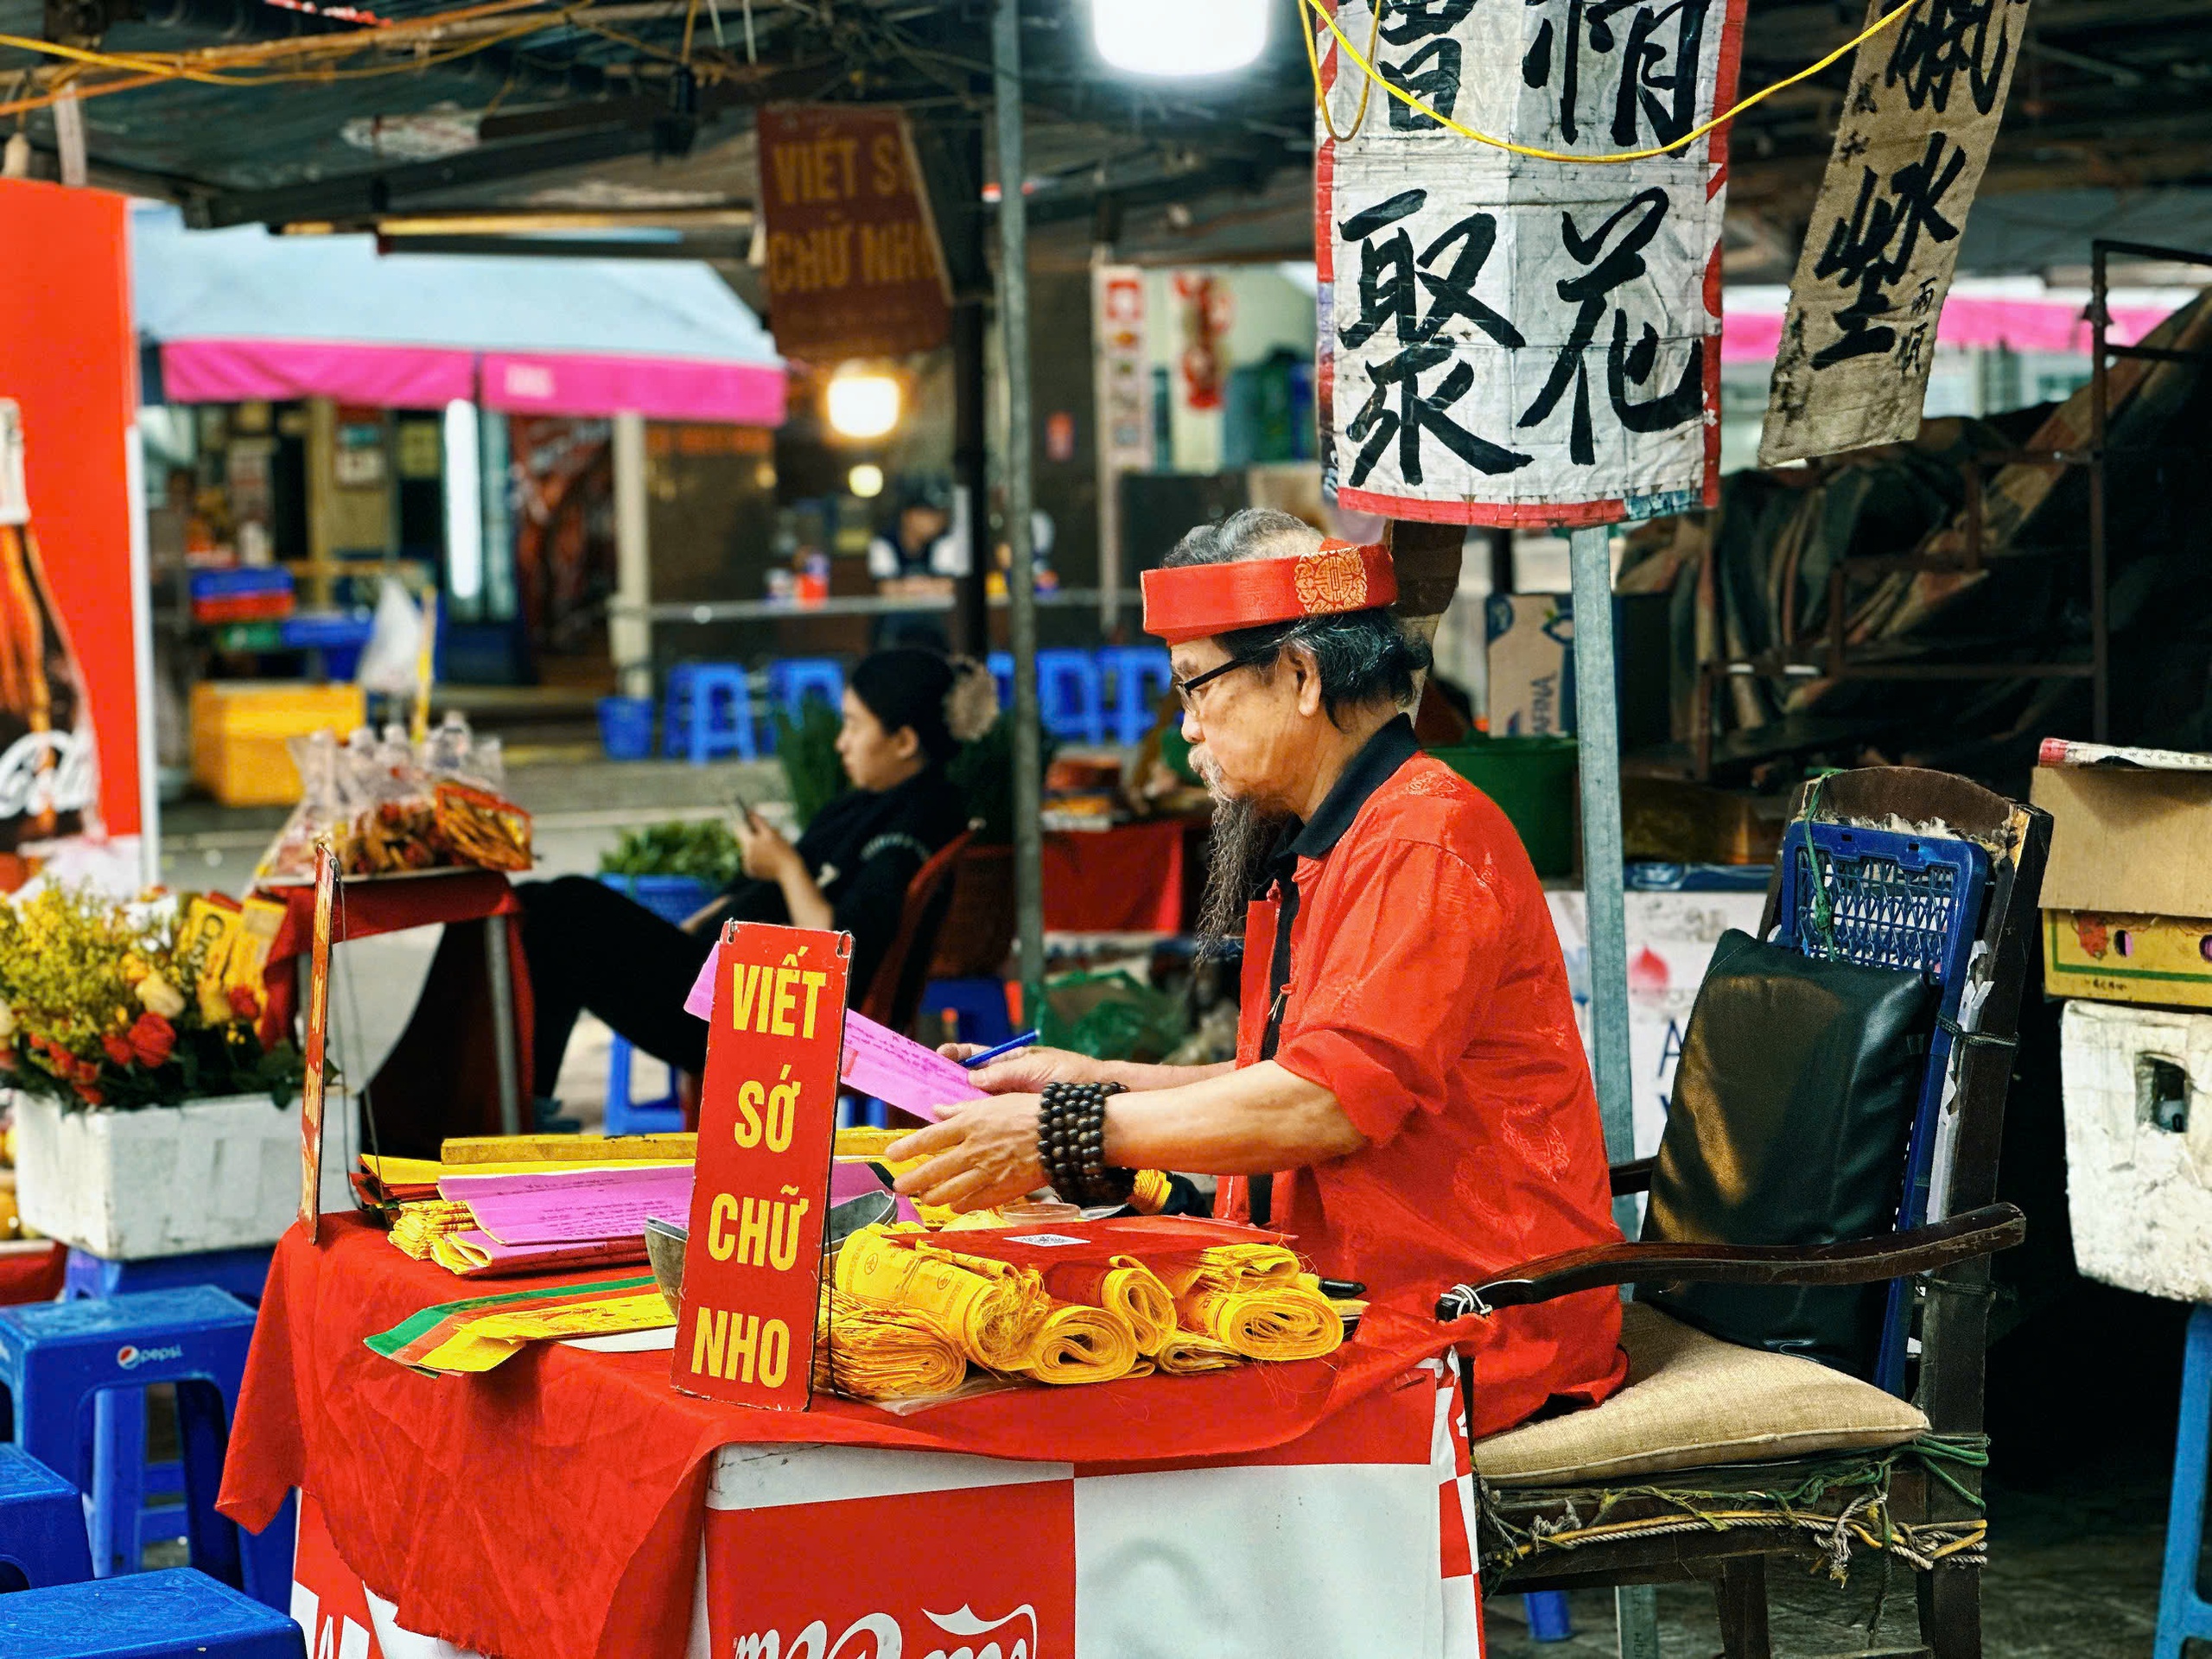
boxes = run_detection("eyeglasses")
[1171,652,1269,715]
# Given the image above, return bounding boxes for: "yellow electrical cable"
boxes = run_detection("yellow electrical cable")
[1300,0,1382,144]
[1299,0,1922,166]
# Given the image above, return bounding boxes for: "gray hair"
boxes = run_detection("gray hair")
[1162,508,1431,724]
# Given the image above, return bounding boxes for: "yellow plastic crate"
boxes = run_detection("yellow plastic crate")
[189,681,365,807]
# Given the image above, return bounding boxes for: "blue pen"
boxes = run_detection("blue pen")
[963,1029,1041,1070]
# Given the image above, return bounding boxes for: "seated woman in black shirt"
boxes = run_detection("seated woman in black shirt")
[519,649,992,1098]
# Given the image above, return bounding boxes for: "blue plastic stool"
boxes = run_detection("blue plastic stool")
[0,1288,291,1607]
[986,652,1015,709]
[663,664,759,764]
[918,979,1014,1048]
[605,1039,687,1136]
[769,658,845,725]
[2158,1304,2212,1658]
[1524,1591,1573,1642]
[0,1443,92,1591]
[62,1248,275,1579]
[0,1567,306,1659]
[1037,649,1106,745]
[1101,645,1173,747]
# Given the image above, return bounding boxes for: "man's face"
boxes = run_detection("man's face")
[1171,637,1314,813]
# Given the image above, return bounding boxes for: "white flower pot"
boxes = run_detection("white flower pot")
[10,1089,308,1259]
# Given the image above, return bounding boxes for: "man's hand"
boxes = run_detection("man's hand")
[937,1042,1103,1094]
[734,812,800,882]
[887,1096,1047,1211]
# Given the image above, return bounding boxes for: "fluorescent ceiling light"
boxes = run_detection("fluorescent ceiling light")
[1093,0,1267,77]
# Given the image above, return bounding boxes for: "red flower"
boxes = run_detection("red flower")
[101,1033,133,1069]
[73,1081,102,1105]
[127,1013,176,1069]
[227,984,261,1020]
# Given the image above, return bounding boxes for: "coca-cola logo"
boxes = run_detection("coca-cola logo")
[734,1601,1037,1659]
[0,728,94,820]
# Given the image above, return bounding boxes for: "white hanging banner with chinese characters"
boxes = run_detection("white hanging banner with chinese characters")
[1315,0,1747,529]
[1759,0,2030,466]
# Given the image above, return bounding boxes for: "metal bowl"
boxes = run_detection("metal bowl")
[641,1190,899,1316]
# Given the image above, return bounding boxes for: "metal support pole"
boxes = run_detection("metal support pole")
[611,410,653,702]
[951,295,993,658]
[1569,524,1634,1204]
[2089,243,2111,741]
[994,0,1046,1013]
[485,915,523,1136]
[1570,522,1658,1659]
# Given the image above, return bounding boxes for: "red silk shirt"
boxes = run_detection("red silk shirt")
[1219,716,1627,1439]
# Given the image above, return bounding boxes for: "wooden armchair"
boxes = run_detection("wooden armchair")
[1444,767,2050,1658]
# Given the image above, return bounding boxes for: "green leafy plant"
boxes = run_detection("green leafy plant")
[598,820,743,885]
[773,699,849,831]
[950,714,1055,846]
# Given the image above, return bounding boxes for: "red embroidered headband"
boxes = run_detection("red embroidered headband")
[1140,538,1398,645]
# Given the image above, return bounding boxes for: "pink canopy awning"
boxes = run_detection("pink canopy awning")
[1720,296,2173,363]
[159,339,787,425]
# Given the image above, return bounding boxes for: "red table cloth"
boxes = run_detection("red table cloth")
[1039,817,1198,934]
[0,1239,64,1302]
[221,1216,1471,1659]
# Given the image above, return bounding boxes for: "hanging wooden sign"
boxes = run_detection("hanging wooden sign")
[1313,0,1748,528]
[1759,0,2031,466]
[671,921,850,1410]
[756,105,951,363]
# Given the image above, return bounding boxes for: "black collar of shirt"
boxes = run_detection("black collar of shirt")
[1267,714,1421,880]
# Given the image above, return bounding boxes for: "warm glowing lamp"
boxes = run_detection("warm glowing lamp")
[848,463,886,499]
[824,370,901,441]
[1092,0,1267,76]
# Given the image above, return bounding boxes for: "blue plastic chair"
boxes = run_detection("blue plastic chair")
[1523,1591,1572,1642]
[1036,649,1106,745]
[918,979,1014,1048]
[60,1249,272,1580]
[0,1289,292,1606]
[662,664,758,764]
[768,658,845,726]
[597,874,714,1135]
[2158,1305,2212,1658]
[0,1567,305,1659]
[986,652,1015,709]
[0,1444,92,1592]
[1770,818,1989,1395]
[1101,645,1174,746]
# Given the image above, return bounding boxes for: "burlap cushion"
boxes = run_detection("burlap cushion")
[1471,1301,1929,1486]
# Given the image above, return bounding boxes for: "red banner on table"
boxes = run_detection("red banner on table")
[755,104,950,361]
[673,921,849,1409]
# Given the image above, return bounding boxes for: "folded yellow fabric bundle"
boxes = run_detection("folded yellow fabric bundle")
[811,1288,970,1401]
[1148,1328,1244,1376]
[389,1200,476,1261]
[835,1227,1046,1371]
[1174,1281,1342,1362]
[1159,1243,1305,1295]
[1045,1256,1178,1353]
[1020,1299,1141,1385]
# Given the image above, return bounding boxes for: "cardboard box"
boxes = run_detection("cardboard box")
[2032,759,2212,1009]
[1484,591,1670,746]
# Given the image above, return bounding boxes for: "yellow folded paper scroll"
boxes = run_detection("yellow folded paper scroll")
[812,1289,969,1400]
[1162,1245,1343,1363]
[388,1200,475,1261]
[834,1228,1045,1371]
[1024,1299,1141,1385]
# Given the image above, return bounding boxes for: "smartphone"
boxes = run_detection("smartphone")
[729,791,762,830]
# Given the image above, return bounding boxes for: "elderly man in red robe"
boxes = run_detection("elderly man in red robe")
[888,507,1624,1437]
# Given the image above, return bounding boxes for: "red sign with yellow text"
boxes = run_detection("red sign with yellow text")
[673,921,849,1408]
[756,104,950,361]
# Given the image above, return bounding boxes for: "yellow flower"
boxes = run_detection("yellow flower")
[0,1002,16,1040]
[135,972,186,1020]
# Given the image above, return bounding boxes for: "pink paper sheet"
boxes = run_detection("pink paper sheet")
[446,1233,652,1278]
[440,1165,696,1248]
[683,951,985,1122]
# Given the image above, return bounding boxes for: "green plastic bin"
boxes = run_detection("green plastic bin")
[1427,736,1580,878]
